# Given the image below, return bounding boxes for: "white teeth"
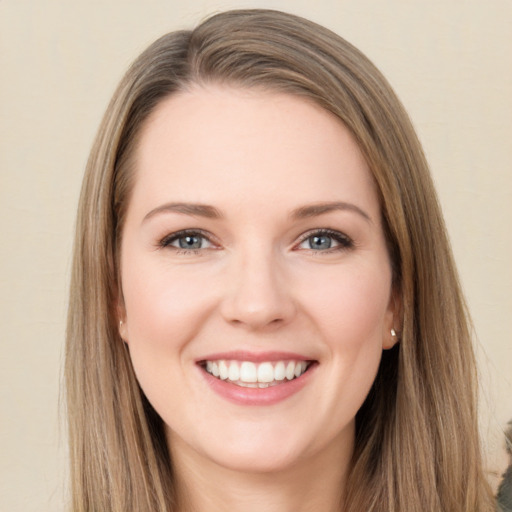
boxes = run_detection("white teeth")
[274,361,286,381]
[219,360,228,380]
[257,362,274,383]
[285,361,295,380]
[295,361,307,378]
[204,359,310,385]
[236,381,259,388]
[240,361,257,382]
[228,361,239,381]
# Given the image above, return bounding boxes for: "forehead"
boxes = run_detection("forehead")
[130,85,379,219]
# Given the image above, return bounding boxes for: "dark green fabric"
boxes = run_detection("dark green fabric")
[497,465,512,512]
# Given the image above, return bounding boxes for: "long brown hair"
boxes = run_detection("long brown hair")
[66,9,494,511]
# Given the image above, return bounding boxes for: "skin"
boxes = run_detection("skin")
[119,85,398,512]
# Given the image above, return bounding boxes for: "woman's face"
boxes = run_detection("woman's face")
[119,85,397,474]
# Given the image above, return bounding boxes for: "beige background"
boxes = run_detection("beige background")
[1,1,510,510]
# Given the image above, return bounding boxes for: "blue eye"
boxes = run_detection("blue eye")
[307,234,333,250]
[160,230,214,251]
[176,234,205,249]
[298,230,352,252]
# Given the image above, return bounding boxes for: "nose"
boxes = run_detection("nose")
[220,249,296,330]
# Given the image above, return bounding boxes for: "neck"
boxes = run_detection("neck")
[169,428,353,512]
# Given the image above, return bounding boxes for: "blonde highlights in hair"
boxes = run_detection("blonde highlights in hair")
[66,9,494,511]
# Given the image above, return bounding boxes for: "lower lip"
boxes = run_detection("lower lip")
[199,363,316,406]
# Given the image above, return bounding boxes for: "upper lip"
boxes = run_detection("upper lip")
[196,350,315,363]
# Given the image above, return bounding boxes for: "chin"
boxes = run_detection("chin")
[207,443,306,475]
[167,419,318,475]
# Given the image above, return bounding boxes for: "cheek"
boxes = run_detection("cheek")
[307,266,390,402]
[120,256,217,416]
[122,254,216,348]
[298,263,392,348]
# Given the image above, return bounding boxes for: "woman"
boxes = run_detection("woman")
[65,9,495,511]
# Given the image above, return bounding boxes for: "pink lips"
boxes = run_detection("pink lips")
[196,350,311,363]
[197,351,316,406]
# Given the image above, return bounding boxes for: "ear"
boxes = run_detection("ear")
[118,317,129,343]
[382,286,402,350]
[115,293,129,344]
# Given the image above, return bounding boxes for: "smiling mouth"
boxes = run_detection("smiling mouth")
[200,359,313,388]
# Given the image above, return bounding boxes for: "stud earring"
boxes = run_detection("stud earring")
[119,320,126,342]
[391,328,397,338]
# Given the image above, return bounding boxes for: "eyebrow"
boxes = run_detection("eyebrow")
[290,201,372,223]
[143,202,223,223]
[142,200,372,224]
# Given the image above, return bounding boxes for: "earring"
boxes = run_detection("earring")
[119,320,126,342]
[391,328,397,338]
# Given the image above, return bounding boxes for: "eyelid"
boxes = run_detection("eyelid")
[158,228,219,250]
[294,228,353,251]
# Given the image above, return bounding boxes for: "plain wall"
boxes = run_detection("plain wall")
[1,1,511,510]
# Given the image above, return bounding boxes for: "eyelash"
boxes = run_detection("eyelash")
[158,228,354,255]
[295,229,354,254]
[158,229,217,254]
